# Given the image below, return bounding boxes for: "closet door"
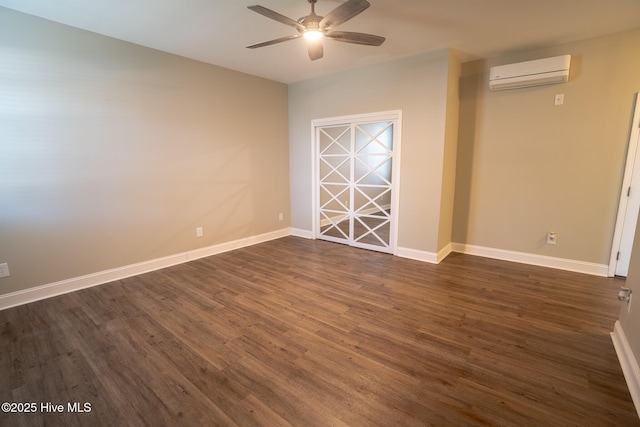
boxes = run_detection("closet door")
[315,112,400,254]
[317,124,352,245]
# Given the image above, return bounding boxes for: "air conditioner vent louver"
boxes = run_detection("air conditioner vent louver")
[489,55,571,91]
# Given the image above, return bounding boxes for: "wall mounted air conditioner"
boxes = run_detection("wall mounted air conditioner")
[489,55,571,91]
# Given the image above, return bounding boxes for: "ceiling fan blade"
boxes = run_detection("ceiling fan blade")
[246,34,302,49]
[307,40,324,61]
[325,31,385,46]
[247,5,305,32]
[320,0,370,30]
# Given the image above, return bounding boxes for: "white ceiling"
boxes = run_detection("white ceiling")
[1,0,639,84]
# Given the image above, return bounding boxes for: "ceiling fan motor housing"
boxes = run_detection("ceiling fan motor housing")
[298,15,322,35]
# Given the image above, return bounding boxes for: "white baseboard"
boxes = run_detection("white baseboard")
[437,243,452,263]
[451,243,609,277]
[0,228,292,311]
[396,243,452,264]
[291,228,314,239]
[611,320,640,418]
[396,247,438,264]
[185,228,291,261]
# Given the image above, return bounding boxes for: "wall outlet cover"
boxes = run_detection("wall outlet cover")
[0,263,10,278]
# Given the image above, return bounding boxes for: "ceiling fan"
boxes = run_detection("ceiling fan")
[246,0,385,61]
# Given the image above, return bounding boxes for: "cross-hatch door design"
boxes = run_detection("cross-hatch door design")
[318,121,395,253]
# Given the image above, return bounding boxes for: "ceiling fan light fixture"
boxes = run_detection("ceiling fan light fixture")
[303,30,323,41]
[247,0,384,60]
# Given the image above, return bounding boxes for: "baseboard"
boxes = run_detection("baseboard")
[185,228,291,261]
[395,242,452,264]
[437,243,452,263]
[0,228,292,311]
[611,321,640,418]
[396,247,438,264]
[291,228,314,239]
[451,243,609,277]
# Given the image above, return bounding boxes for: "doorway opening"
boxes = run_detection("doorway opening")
[610,93,640,277]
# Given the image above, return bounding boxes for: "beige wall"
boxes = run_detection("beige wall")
[453,28,640,265]
[437,50,462,252]
[288,50,459,255]
[3,6,638,298]
[0,8,290,295]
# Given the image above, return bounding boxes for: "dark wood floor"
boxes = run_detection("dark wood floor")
[1,237,638,426]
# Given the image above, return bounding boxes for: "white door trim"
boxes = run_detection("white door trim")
[311,110,402,254]
[609,93,640,277]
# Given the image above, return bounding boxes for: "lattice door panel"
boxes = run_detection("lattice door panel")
[318,125,351,244]
[316,118,396,254]
[352,122,393,249]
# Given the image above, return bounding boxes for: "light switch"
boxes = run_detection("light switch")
[554,94,564,106]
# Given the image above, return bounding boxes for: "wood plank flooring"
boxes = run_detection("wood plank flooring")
[1,236,638,426]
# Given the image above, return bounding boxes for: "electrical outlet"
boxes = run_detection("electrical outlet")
[196,227,203,238]
[0,263,10,278]
[278,212,284,221]
[554,94,564,106]
[546,232,557,245]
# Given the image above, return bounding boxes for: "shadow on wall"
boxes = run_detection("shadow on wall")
[452,60,485,243]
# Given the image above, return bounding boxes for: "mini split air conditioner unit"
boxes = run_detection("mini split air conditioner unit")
[489,55,571,91]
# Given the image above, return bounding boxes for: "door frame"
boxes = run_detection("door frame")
[609,93,640,277]
[311,110,402,254]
